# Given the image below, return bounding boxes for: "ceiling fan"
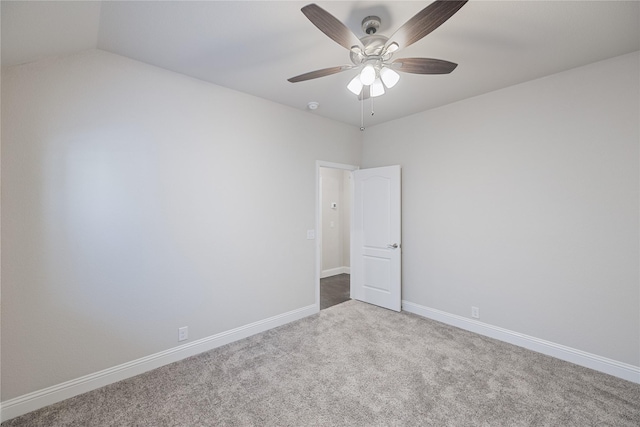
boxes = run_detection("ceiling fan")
[288,1,468,99]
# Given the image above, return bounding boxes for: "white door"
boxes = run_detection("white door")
[351,165,401,311]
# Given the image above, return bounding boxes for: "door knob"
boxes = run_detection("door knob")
[387,243,398,249]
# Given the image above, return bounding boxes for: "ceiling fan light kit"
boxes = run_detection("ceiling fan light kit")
[288,1,468,122]
[380,67,400,89]
[347,75,364,96]
[347,64,400,97]
[370,78,385,97]
[359,64,377,86]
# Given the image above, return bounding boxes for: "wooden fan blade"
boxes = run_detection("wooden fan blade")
[288,66,351,83]
[386,0,467,51]
[302,4,363,51]
[392,58,458,74]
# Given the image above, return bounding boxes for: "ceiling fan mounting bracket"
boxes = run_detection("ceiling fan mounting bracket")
[361,16,381,35]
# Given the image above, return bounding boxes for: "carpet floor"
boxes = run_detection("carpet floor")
[3,300,639,426]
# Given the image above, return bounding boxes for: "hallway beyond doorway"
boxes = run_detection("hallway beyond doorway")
[320,274,350,310]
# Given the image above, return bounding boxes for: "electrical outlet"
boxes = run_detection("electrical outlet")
[471,307,480,319]
[178,326,188,341]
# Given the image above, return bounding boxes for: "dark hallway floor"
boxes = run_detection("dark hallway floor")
[320,273,350,310]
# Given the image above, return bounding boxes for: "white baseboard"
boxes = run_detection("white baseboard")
[402,300,640,384]
[320,266,350,278]
[0,304,317,423]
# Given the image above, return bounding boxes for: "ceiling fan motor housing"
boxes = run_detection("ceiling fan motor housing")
[361,16,381,35]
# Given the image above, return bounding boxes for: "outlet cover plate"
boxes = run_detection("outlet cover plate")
[178,326,188,341]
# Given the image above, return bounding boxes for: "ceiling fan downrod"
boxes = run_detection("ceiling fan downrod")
[361,16,380,35]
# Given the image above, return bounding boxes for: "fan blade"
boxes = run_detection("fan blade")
[302,4,363,51]
[392,58,458,74]
[386,0,467,51]
[288,66,351,83]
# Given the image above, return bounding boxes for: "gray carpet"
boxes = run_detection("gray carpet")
[3,300,640,426]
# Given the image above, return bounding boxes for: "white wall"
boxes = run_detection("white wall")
[362,52,639,368]
[1,49,362,401]
[320,167,350,276]
[341,170,351,268]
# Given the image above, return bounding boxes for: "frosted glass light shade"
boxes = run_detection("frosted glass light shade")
[359,64,376,86]
[347,75,363,95]
[380,67,400,89]
[370,78,385,97]
[386,42,399,53]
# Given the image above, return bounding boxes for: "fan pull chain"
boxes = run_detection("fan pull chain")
[371,95,375,116]
[360,97,365,131]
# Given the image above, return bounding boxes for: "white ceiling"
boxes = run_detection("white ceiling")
[2,1,639,128]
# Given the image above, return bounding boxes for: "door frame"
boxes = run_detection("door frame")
[315,161,359,311]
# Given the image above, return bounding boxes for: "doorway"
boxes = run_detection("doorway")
[320,274,350,310]
[316,161,358,310]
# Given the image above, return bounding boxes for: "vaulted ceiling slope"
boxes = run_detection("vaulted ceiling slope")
[2,1,639,127]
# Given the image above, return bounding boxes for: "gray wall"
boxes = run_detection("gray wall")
[361,52,640,366]
[320,167,351,276]
[1,50,362,400]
